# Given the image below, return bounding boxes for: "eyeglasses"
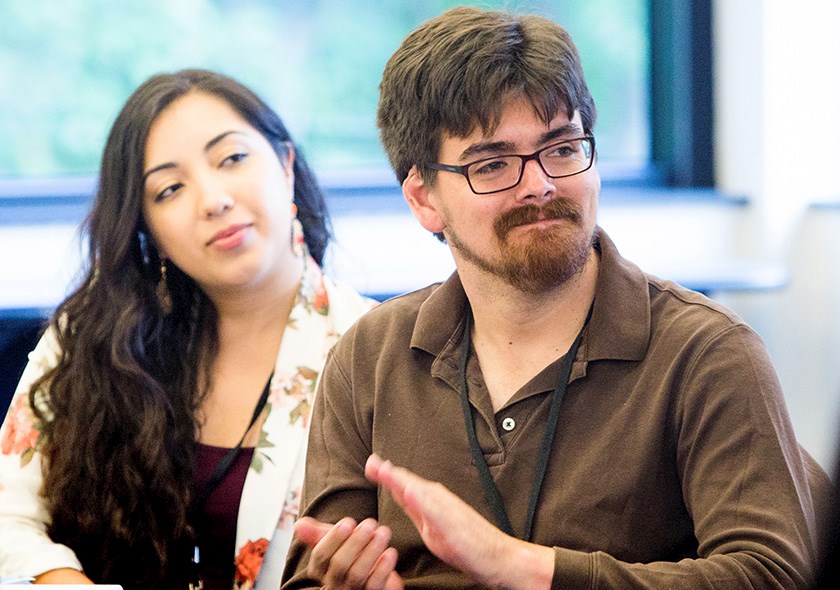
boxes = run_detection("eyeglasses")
[425,136,595,195]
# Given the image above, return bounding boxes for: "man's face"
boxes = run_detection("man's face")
[406,94,600,295]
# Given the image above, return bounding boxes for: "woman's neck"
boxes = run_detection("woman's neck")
[209,254,304,343]
[196,256,305,447]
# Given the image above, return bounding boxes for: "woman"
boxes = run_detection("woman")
[0,69,374,589]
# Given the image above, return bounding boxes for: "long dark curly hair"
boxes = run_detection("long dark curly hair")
[28,69,331,589]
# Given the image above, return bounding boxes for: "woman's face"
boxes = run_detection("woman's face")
[141,91,298,299]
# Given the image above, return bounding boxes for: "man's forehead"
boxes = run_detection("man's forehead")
[438,103,582,160]
[449,99,579,140]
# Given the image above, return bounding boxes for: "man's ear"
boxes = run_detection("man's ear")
[403,166,445,234]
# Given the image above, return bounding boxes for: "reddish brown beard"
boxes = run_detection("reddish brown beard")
[447,197,593,295]
[494,197,583,239]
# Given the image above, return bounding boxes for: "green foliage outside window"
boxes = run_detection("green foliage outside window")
[0,0,647,180]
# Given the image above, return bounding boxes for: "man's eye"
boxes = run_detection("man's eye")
[471,158,509,176]
[545,143,576,158]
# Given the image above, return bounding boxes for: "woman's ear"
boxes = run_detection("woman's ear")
[139,225,168,260]
[403,166,445,234]
[283,141,296,175]
[281,142,296,193]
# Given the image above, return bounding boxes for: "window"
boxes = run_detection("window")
[0,0,649,190]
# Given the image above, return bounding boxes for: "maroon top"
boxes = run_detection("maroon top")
[193,443,255,590]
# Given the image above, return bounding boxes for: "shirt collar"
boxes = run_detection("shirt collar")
[585,227,650,362]
[410,226,651,364]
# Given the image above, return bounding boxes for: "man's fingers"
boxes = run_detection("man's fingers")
[365,453,384,480]
[298,516,402,589]
[366,546,400,589]
[342,525,394,588]
[366,454,413,507]
[384,569,405,590]
[294,515,337,547]
[305,517,357,579]
[366,453,447,531]
[317,518,387,588]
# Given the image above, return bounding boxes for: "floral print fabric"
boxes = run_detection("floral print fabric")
[0,256,375,589]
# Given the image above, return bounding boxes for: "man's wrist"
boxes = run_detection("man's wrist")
[489,537,554,590]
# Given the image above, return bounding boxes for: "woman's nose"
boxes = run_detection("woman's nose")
[200,186,235,219]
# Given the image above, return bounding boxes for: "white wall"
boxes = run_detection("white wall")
[712,0,840,471]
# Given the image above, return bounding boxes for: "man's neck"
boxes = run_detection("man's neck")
[459,249,599,411]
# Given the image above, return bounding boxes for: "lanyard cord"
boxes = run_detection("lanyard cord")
[458,312,585,542]
[187,371,274,590]
[191,370,274,514]
[188,370,274,590]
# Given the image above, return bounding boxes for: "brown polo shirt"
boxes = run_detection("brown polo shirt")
[283,228,821,589]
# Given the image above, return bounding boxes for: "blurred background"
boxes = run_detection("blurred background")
[0,0,838,473]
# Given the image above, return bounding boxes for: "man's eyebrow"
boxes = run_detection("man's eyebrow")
[538,123,584,144]
[459,140,517,162]
[143,130,243,182]
[456,123,585,162]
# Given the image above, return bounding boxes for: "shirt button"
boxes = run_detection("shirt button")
[501,417,516,431]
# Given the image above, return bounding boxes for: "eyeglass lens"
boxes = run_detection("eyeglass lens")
[467,138,592,194]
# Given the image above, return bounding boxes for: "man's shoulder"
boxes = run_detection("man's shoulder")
[643,273,759,351]
[334,282,442,350]
[647,274,745,324]
[366,283,440,321]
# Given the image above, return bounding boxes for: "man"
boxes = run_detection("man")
[283,7,827,589]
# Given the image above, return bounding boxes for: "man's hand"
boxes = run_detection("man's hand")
[364,453,554,590]
[293,515,403,590]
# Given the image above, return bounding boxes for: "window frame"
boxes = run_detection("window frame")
[0,0,717,222]
[648,0,715,189]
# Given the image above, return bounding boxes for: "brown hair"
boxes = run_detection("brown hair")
[30,69,331,589]
[377,6,597,184]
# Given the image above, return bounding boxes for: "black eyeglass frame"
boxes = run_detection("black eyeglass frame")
[424,135,596,195]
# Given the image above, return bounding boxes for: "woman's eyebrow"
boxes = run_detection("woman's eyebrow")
[143,130,246,181]
[204,130,245,152]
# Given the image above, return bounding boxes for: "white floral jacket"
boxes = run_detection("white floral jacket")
[0,258,375,589]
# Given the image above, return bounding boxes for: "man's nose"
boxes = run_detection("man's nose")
[514,157,555,201]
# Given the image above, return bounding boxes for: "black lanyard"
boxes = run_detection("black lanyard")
[458,312,585,542]
[188,370,274,590]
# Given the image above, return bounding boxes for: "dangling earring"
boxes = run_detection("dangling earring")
[137,231,151,266]
[291,217,306,258]
[156,258,173,315]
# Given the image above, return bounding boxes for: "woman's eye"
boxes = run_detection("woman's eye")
[154,183,183,202]
[221,152,248,167]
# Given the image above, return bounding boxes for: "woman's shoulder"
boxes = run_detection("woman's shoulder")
[321,274,379,330]
[0,325,59,466]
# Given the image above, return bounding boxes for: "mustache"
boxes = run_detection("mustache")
[494,198,582,238]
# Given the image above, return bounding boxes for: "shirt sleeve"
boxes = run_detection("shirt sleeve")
[283,310,826,589]
[281,345,379,589]
[549,323,825,590]
[281,335,478,590]
[0,329,83,578]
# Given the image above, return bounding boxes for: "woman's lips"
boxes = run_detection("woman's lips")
[206,223,251,250]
